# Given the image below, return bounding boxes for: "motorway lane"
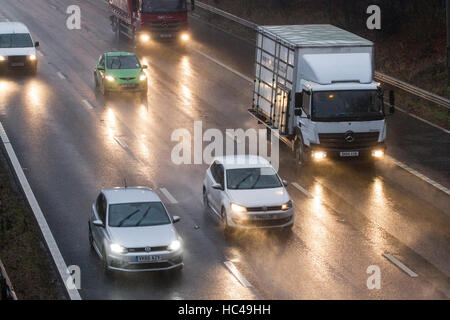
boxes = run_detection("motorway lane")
[0,0,449,299]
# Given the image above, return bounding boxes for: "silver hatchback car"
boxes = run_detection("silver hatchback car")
[88,187,183,273]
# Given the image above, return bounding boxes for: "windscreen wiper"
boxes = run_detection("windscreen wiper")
[136,206,152,226]
[250,174,262,189]
[235,173,253,189]
[117,209,140,227]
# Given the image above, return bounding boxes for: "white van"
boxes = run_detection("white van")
[0,22,39,74]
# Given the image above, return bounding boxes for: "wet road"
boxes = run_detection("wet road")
[0,0,449,299]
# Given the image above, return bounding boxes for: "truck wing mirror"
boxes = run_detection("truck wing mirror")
[142,65,148,69]
[97,66,104,71]
[389,90,395,114]
[295,92,303,109]
[191,0,195,10]
[34,41,40,48]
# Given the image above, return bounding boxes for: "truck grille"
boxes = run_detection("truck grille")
[145,20,186,33]
[8,56,27,63]
[318,132,379,149]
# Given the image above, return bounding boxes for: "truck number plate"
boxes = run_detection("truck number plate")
[340,151,359,157]
[160,34,172,38]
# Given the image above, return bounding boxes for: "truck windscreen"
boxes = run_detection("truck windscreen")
[312,90,383,121]
[142,0,186,13]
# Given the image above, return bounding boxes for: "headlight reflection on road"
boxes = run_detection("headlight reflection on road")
[104,108,116,140]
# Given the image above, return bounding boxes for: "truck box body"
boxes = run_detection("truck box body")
[253,24,374,135]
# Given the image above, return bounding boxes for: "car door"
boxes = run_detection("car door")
[210,163,225,214]
[92,193,107,249]
[95,54,106,85]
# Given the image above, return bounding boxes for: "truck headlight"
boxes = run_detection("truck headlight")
[0,55,6,61]
[372,149,384,158]
[312,151,326,160]
[281,200,293,210]
[139,74,147,81]
[180,33,190,41]
[140,34,150,42]
[28,54,36,61]
[105,75,115,82]
[110,243,126,254]
[168,240,181,251]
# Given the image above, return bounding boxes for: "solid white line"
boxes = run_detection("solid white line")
[113,136,128,149]
[0,122,82,300]
[190,47,253,83]
[291,182,314,199]
[383,253,418,278]
[386,155,450,195]
[224,261,253,288]
[82,99,94,110]
[57,72,66,80]
[390,104,449,134]
[159,188,178,204]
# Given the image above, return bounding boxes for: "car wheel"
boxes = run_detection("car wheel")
[203,188,208,209]
[222,208,234,238]
[102,246,112,275]
[94,73,99,89]
[88,223,94,249]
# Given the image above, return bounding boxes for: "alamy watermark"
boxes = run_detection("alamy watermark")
[366,5,381,30]
[171,121,279,172]
[366,265,381,290]
[66,5,81,30]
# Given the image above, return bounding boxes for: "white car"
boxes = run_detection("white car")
[203,155,294,232]
[0,22,39,74]
[88,187,183,273]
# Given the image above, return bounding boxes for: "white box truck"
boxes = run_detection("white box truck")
[249,24,395,165]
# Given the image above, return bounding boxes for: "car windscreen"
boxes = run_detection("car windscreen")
[108,202,171,227]
[312,90,383,121]
[106,55,141,70]
[226,167,282,190]
[142,0,186,13]
[0,33,33,48]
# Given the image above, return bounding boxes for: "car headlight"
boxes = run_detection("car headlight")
[231,203,247,214]
[28,54,36,61]
[180,33,190,41]
[139,74,147,81]
[0,56,6,61]
[140,34,150,42]
[110,243,126,254]
[105,75,115,82]
[372,149,384,158]
[168,240,181,251]
[281,200,293,211]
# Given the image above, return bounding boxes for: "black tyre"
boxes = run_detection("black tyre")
[94,72,99,88]
[88,223,94,249]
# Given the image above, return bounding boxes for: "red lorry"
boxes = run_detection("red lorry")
[109,0,194,44]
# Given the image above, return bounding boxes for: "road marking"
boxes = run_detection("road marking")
[386,155,450,196]
[113,136,128,149]
[0,122,82,300]
[383,253,418,278]
[224,261,253,288]
[57,72,66,80]
[190,47,253,83]
[394,105,449,134]
[291,182,314,199]
[159,188,178,204]
[82,99,94,110]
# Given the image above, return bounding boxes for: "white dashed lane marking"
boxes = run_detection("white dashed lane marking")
[383,253,418,278]
[57,72,66,80]
[291,182,314,199]
[113,136,128,150]
[224,261,253,288]
[159,188,178,204]
[82,99,94,110]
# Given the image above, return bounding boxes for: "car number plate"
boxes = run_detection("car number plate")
[256,214,276,220]
[136,255,162,262]
[121,84,136,88]
[11,63,24,67]
[160,34,172,38]
[340,151,359,157]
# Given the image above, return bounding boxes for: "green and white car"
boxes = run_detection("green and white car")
[94,52,148,97]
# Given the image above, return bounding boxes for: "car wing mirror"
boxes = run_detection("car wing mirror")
[93,220,104,227]
[34,41,40,48]
[212,183,223,190]
[282,180,289,187]
[97,66,104,71]
[172,216,181,224]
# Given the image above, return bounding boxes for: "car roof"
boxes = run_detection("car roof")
[214,155,273,170]
[105,51,136,57]
[101,187,162,205]
[0,22,30,34]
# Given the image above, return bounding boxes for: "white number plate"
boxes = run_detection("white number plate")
[136,255,162,262]
[160,34,172,38]
[340,151,359,157]
[11,63,24,67]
